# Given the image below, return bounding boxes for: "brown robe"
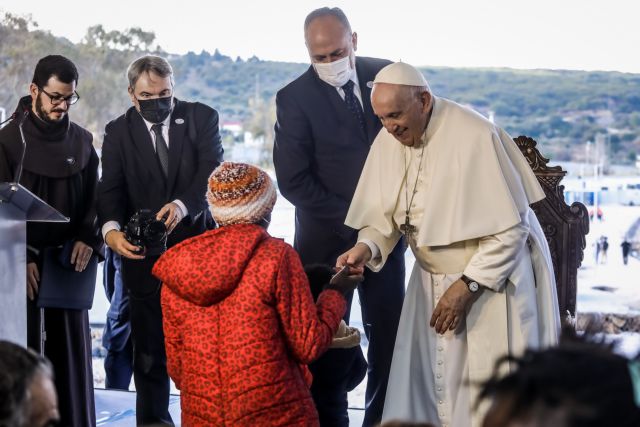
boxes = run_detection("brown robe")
[0,96,101,427]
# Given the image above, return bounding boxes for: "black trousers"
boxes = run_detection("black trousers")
[27,302,96,427]
[122,257,173,426]
[103,248,134,390]
[308,240,406,427]
[359,242,405,427]
[105,337,133,390]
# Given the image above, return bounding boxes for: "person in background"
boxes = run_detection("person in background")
[273,8,405,425]
[152,162,363,426]
[479,328,640,427]
[98,55,223,425]
[304,264,368,426]
[621,238,632,265]
[0,55,100,427]
[601,236,609,264]
[0,340,60,427]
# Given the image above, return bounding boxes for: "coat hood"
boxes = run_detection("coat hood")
[152,223,269,307]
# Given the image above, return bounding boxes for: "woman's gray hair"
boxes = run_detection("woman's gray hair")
[127,55,174,89]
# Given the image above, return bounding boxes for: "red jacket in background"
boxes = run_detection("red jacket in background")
[152,223,346,426]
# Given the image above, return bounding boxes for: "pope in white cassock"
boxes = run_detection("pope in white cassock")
[336,62,561,427]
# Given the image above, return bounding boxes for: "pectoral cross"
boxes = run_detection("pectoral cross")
[400,214,417,236]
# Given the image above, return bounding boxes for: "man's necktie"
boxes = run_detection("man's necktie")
[151,123,169,178]
[342,80,367,135]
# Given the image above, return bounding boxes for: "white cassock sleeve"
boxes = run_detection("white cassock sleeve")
[358,226,402,272]
[462,213,530,292]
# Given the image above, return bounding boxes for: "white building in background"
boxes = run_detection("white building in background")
[563,176,640,207]
[221,121,243,137]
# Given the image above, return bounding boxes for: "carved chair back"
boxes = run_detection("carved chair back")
[515,136,590,317]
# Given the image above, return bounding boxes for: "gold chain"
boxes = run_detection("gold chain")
[401,139,426,235]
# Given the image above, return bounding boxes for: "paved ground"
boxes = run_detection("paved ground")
[577,205,640,316]
[575,205,640,357]
[94,389,365,426]
[92,202,640,424]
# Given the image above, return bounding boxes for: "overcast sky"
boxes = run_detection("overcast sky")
[2,0,638,73]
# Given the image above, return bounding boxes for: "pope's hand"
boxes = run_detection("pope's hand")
[430,279,481,334]
[336,242,371,271]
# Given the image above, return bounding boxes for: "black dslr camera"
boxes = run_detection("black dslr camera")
[123,209,168,257]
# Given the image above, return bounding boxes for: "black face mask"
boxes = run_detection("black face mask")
[137,96,172,124]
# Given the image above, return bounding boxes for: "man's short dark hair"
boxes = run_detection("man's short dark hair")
[0,341,53,427]
[304,7,352,33]
[31,55,79,87]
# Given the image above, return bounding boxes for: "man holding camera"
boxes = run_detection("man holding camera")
[98,55,223,425]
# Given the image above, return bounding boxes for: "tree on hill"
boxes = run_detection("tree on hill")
[83,25,159,52]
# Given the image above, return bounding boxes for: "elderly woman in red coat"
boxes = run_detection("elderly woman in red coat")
[152,162,362,426]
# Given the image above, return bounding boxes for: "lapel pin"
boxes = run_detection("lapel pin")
[66,157,76,165]
[175,118,185,125]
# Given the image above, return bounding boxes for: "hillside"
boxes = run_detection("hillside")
[1,13,639,165]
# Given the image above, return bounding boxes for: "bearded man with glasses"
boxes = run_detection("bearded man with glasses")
[0,55,101,427]
[37,86,80,109]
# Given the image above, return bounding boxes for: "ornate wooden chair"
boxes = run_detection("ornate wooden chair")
[514,136,590,318]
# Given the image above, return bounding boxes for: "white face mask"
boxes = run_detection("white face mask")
[313,55,353,88]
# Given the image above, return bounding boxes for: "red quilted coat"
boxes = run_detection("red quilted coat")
[152,223,346,426]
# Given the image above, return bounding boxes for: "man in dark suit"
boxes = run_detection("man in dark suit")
[97,55,223,425]
[273,8,406,427]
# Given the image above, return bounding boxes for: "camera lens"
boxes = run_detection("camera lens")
[145,220,167,243]
[124,210,168,257]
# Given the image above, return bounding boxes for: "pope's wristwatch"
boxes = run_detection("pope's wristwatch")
[461,275,480,293]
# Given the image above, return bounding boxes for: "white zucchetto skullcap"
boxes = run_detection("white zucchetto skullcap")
[372,62,428,87]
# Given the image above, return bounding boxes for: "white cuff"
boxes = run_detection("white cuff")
[359,238,381,262]
[102,221,121,240]
[173,199,188,218]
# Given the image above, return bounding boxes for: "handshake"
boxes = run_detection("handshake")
[305,264,364,298]
[329,265,364,294]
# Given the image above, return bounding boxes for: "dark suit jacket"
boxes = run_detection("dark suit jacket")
[273,57,391,264]
[98,99,223,246]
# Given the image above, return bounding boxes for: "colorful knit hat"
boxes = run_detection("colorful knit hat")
[207,162,277,226]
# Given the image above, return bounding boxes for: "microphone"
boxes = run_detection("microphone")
[0,110,19,127]
[14,107,30,186]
